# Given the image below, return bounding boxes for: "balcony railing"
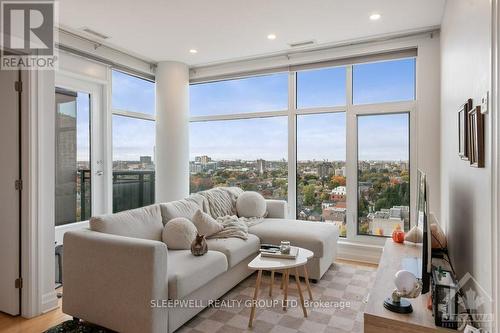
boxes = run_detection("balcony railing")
[112,170,155,213]
[78,169,156,221]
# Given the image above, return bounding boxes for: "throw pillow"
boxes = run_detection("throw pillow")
[192,209,224,237]
[162,217,197,250]
[159,199,200,224]
[236,191,267,218]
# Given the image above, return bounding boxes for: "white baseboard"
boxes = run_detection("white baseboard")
[337,240,383,265]
[41,291,58,313]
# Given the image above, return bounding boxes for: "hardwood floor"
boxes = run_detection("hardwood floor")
[0,296,70,333]
[0,260,378,333]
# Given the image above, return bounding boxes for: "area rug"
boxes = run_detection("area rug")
[44,319,114,333]
[45,262,376,333]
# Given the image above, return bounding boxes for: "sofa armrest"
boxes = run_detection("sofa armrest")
[266,200,287,219]
[63,230,168,333]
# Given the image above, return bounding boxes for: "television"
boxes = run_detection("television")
[416,169,432,294]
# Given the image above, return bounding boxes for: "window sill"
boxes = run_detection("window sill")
[337,239,384,265]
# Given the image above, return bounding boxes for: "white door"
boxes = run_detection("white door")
[0,68,21,315]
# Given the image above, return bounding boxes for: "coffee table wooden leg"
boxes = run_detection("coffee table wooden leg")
[283,269,289,311]
[280,270,284,290]
[303,265,313,300]
[269,270,274,297]
[294,267,308,317]
[249,270,262,328]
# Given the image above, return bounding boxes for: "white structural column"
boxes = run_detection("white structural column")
[155,61,190,202]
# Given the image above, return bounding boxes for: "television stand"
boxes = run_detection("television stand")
[364,239,453,332]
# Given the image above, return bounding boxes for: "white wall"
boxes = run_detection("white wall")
[440,0,493,326]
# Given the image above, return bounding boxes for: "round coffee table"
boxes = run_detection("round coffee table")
[247,247,314,328]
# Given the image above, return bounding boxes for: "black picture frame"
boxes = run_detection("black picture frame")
[468,105,484,168]
[458,99,472,160]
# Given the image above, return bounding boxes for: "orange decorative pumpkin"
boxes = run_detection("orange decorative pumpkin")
[392,229,405,243]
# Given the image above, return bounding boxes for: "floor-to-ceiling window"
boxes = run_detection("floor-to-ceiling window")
[111,70,156,212]
[295,66,347,236]
[352,58,414,236]
[189,73,289,200]
[189,54,416,241]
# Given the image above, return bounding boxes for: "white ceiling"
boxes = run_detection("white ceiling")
[58,0,446,66]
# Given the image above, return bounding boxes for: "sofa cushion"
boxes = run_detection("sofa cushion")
[248,218,339,258]
[160,199,200,224]
[89,204,163,241]
[167,250,228,299]
[206,234,260,268]
[162,218,198,250]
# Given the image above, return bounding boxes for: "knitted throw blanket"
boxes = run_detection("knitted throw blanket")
[208,215,263,240]
[196,187,243,218]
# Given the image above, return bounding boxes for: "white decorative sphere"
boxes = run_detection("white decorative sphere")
[236,191,267,218]
[394,270,417,293]
[162,217,197,250]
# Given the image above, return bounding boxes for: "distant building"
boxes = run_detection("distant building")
[330,186,347,202]
[317,163,331,178]
[334,167,346,177]
[257,159,266,175]
[195,155,211,164]
[189,161,202,173]
[321,201,334,209]
[322,207,346,223]
[140,156,152,164]
[367,205,409,236]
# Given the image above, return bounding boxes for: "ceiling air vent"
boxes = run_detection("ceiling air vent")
[81,27,110,40]
[288,40,315,48]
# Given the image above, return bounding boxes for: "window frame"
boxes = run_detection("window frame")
[189,57,417,246]
[110,69,156,212]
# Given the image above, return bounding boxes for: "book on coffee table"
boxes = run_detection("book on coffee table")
[260,247,299,259]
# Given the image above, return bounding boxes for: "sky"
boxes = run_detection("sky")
[75,58,415,162]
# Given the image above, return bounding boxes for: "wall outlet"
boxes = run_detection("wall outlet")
[481,92,489,114]
[464,324,480,333]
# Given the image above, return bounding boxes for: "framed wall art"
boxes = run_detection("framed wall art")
[468,105,484,168]
[458,98,472,160]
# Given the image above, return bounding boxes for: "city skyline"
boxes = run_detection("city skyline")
[77,59,415,162]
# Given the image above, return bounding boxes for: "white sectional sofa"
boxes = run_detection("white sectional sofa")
[63,188,339,333]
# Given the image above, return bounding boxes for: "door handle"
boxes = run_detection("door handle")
[96,171,104,176]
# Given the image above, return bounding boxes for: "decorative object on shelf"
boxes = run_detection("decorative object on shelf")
[191,234,208,256]
[405,225,423,243]
[392,227,405,243]
[468,105,485,167]
[431,266,459,329]
[383,270,423,314]
[280,240,291,254]
[430,222,447,249]
[458,99,473,160]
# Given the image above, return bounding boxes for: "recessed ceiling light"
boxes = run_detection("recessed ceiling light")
[189,49,198,54]
[370,13,381,21]
[267,34,277,40]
